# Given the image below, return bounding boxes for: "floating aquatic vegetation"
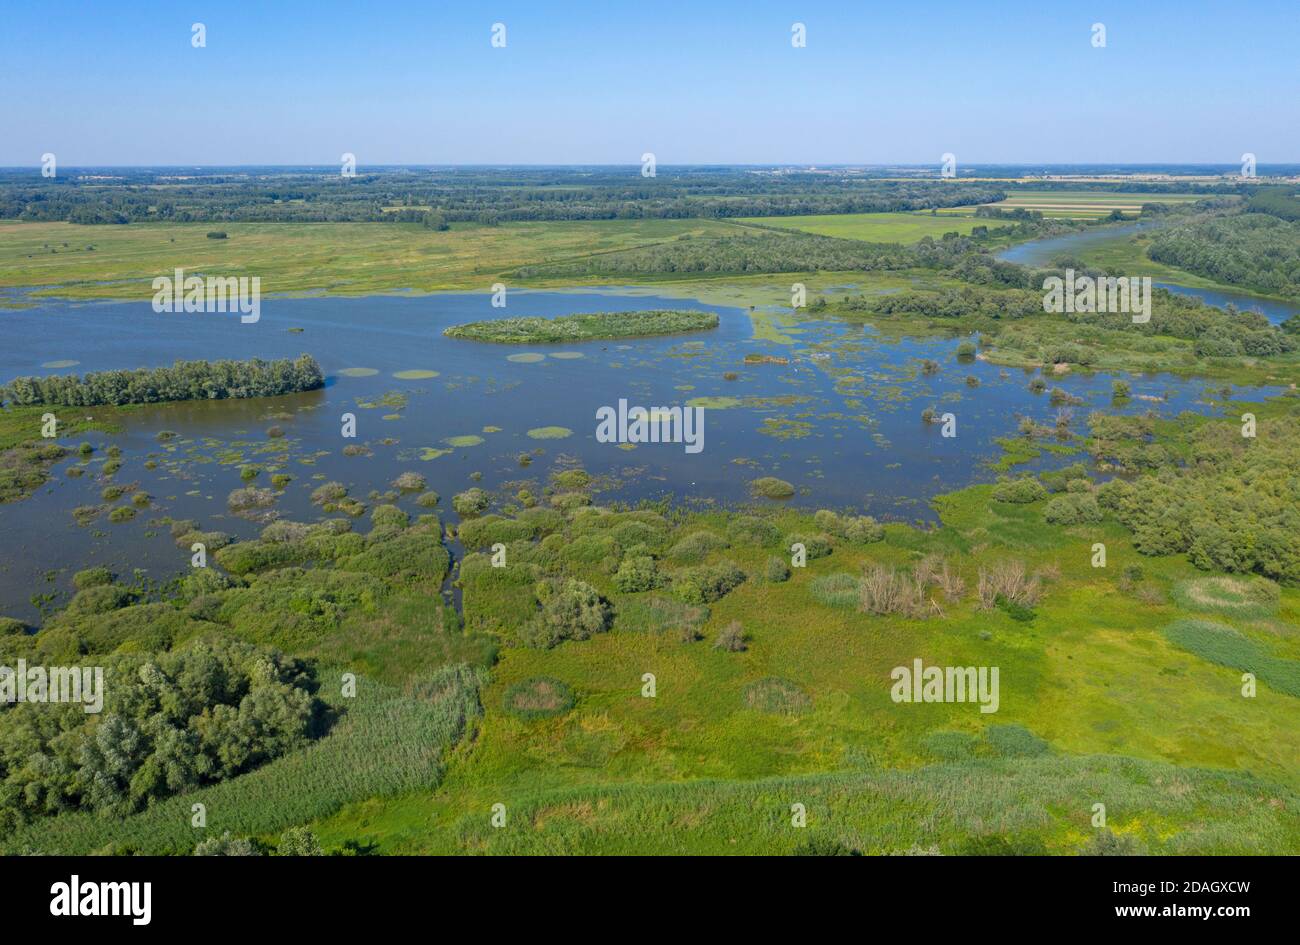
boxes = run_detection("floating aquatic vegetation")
[444,435,485,448]
[338,367,379,377]
[40,360,79,369]
[759,417,813,439]
[506,353,546,363]
[686,396,742,410]
[527,426,573,440]
[418,447,454,460]
[549,352,584,360]
[356,391,407,410]
[482,426,502,433]
[393,369,440,379]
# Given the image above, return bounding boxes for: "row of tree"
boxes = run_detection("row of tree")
[1,354,324,407]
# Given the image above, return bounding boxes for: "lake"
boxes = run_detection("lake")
[0,290,1275,622]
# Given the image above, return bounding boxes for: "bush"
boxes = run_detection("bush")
[452,488,491,517]
[749,477,795,499]
[1043,493,1101,525]
[786,533,832,560]
[668,530,729,563]
[671,561,746,605]
[392,471,425,492]
[765,556,791,583]
[520,579,611,648]
[310,481,348,505]
[278,827,325,856]
[991,477,1048,504]
[614,555,664,593]
[72,566,114,590]
[714,620,748,652]
[728,515,782,547]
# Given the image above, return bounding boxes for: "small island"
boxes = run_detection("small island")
[443,309,719,344]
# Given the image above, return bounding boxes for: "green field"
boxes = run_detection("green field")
[0,219,741,301]
[735,212,993,243]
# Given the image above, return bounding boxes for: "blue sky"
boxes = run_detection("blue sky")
[2,0,1297,166]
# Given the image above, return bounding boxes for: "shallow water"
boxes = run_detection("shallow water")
[0,290,1275,622]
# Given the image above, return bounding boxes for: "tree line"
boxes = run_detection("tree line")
[1,354,324,407]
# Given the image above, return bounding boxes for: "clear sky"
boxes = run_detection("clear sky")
[2,0,1297,166]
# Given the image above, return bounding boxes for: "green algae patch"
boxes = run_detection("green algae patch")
[338,367,379,377]
[687,396,743,409]
[527,426,573,440]
[444,435,485,448]
[507,353,546,364]
[40,360,80,369]
[549,351,585,360]
[418,447,454,460]
[393,369,440,380]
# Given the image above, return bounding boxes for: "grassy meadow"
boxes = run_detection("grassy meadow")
[0,219,741,300]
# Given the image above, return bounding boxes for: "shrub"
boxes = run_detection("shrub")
[278,827,325,856]
[786,533,832,560]
[1043,493,1101,525]
[195,833,260,856]
[956,340,977,359]
[765,556,791,583]
[671,561,746,605]
[859,565,926,618]
[520,579,611,648]
[714,620,748,652]
[72,566,114,590]
[668,530,729,563]
[416,491,440,508]
[614,556,664,593]
[976,560,1042,611]
[452,488,490,517]
[392,471,426,492]
[749,477,795,499]
[991,477,1047,504]
[310,481,347,505]
[728,515,782,547]
[370,504,409,531]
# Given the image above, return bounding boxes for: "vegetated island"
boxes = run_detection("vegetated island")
[0,354,324,407]
[443,309,719,344]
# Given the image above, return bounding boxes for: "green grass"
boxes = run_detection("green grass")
[736,211,993,243]
[1164,619,1300,698]
[0,219,740,300]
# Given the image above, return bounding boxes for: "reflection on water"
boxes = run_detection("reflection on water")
[0,291,1276,622]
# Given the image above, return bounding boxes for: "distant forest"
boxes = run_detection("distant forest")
[0,167,1014,225]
